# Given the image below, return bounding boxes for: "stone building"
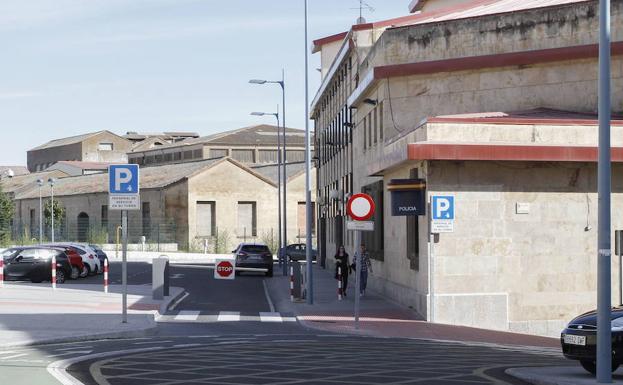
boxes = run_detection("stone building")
[127,125,307,167]
[312,0,623,336]
[27,131,132,172]
[10,158,315,252]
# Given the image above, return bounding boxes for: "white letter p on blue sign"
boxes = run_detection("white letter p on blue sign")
[432,196,454,220]
[109,165,139,194]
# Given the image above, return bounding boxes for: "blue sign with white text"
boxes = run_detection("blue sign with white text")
[432,196,454,220]
[109,165,139,194]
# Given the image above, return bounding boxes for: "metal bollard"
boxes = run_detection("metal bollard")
[338,266,342,301]
[290,265,294,302]
[52,254,57,290]
[104,258,109,293]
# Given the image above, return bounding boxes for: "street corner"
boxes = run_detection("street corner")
[505,365,623,385]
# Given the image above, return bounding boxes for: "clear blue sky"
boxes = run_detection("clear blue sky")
[0,0,409,166]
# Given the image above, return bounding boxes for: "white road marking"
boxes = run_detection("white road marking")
[171,344,201,348]
[0,353,28,360]
[259,312,283,323]
[167,291,189,312]
[174,310,200,321]
[0,351,18,356]
[217,311,240,322]
[47,350,93,358]
[55,346,93,352]
[262,279,275,313]
[133,340,172,345]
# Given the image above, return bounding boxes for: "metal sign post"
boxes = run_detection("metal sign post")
[108,165,140,325]
[617,230,623,307]
[354,230,361,329]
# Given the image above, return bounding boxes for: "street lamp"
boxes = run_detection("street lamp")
[36,179,43,243]
[250,73,288,265]
[250,111,283,267]
[48,178,56,243]
[303,0,314,304]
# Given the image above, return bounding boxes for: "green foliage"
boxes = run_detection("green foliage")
[212,228,231,254]
[0,185,13,246]
[87,226,109,245]
[44,199,64,227]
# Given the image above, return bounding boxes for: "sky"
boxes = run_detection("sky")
[0,0,409,166]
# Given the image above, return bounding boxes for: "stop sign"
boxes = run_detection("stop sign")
[214,259,235,280]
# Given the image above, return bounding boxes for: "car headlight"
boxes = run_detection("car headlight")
[612,317,623,331]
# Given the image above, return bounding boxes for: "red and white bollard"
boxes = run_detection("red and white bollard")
[0,259,4,288]
[51,255,57,290]
[337,266,342,301]
[104,258,109,293]
[289,265,294,302]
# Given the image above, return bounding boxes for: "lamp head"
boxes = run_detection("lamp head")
[48,177,56,186]
[250,112,265,116]
[36,178,43,187]
[249,79,267,85]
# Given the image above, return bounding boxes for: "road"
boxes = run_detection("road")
[0,262,569,384]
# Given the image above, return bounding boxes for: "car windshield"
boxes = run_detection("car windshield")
[2,249,18,258]
[241,245,270,253]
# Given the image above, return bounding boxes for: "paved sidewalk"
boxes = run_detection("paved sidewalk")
[506,366,623,384]
[0,283,183,346]
[266,263,558,348]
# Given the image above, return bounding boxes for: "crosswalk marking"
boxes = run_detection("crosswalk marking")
[46,350,93,358]
[174,311,200,321]
[0,353,27,360]
[259,312,283,323]
[218,311,240,322]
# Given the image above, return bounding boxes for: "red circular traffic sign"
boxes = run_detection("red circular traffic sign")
[216,260,234,278]
[347,193,375,221]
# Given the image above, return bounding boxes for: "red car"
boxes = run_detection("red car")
[50,246,87,279]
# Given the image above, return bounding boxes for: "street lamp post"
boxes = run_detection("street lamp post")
[250,73,288,277]
[37,179,43,243]
[251,111,281,264]
[48,178,56,243]
[304,0,313,304]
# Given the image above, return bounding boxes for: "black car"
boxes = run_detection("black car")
[282,243,317,262]
[561,307,623,373]
[2,246,72,283]
[233,243,273,277]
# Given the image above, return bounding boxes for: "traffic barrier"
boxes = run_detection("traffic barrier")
[52,254,57,290]
[0,259,4,288]
[289,265,294,302]
[104,258,109,293]
[337,266,342,301]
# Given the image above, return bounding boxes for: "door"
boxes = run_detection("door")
[77,212,89,242]
[7,249,37,280]
[319,218,327,266]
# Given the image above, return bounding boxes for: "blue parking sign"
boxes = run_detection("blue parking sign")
[432,196,454,220]
[109,165,139,194]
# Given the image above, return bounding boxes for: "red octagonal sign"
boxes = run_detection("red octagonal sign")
[347,193,375,221]
[215,259,235,280]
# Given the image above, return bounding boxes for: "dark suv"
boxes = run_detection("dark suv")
[283,243,317,262]
[2,247,72,283]
[233,243,273,277]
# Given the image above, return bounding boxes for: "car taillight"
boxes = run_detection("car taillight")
[239,252,248,257]
[89,255,94,259]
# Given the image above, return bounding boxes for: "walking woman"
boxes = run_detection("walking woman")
[334,245,349,297]
[353,244,372,297]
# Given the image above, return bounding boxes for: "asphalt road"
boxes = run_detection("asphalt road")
[2,262,571,385]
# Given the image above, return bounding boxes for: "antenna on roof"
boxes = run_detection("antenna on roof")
[351,0,374,24]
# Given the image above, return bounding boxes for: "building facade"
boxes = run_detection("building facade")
[312,0,623,336]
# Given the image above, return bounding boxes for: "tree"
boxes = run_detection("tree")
[44,199,65,227]
[0,186,13,245]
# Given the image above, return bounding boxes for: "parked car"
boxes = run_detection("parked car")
[233,243,273,277]
[283,243,317,262]
[561,307,623,373]
[48,246,87,279]
[2,247,72,283]
[88,244,109,269]
[45,243,99,275]
[74,244,102,274]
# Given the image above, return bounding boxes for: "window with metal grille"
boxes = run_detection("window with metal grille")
[237,201,256,237]
[196,201,216,237]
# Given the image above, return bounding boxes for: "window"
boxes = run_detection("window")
[142,202,151,238]
[173,152,182,161]
[232,149,255,163]
[379,101,384,141]
[193,149,203,159]
[183,150,193,160]
[367,112,372,148]
[237,201,256,237]
[210,149,228,158]
[196,201,216,237]
[164,153,172,162]
[258,150,279,163]
[362,181,384,261]
[373,107,378,145]
[30,209,36,237]
[98,143,113,151]
[101,205,108,229]
[407,168,419,270]
[363,116,367,150]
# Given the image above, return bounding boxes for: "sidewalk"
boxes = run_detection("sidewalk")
[0,283,183,346]
[266,264,558,348]
[506,366,623,385]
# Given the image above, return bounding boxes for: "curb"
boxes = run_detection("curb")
[504,367,588,385]
[2,288,186,348]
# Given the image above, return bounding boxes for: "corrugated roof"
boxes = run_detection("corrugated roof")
[1,170,68,195]
[132,125,307,154]
[28,130,122,151]
[250,162,307,184]
[0,166,29,177]
[55,161,115,170]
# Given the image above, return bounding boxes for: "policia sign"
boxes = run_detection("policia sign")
[388,179,426,216]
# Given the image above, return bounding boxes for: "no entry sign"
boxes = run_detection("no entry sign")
[346,193,375,221]
[214,259,235,280]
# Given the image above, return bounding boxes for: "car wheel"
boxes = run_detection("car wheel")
[265,267,273,277]
[580,360,619,374]
[70,266,80,280]
[56,270,66,284]
[80,266,88,278]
